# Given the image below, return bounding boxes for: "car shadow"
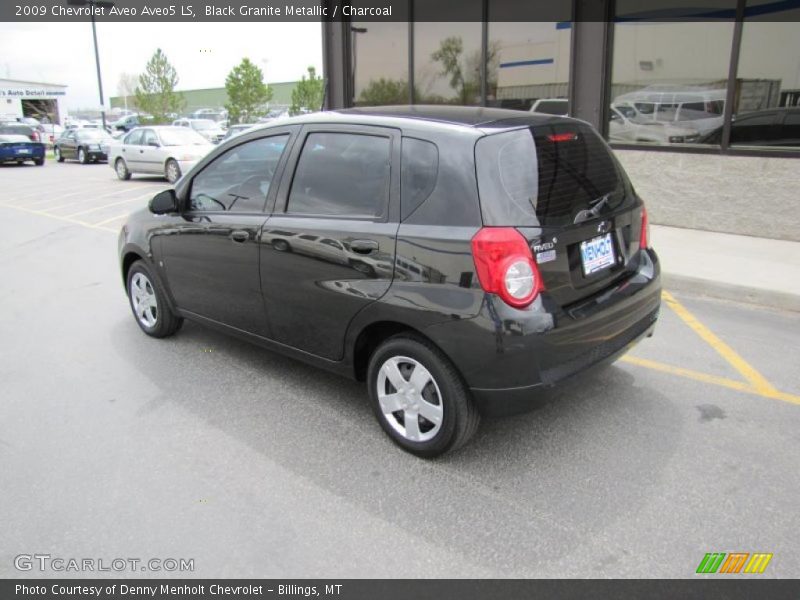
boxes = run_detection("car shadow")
[111,315,681,575]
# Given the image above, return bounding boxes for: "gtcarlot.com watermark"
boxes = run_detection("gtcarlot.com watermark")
[14,554,194,573]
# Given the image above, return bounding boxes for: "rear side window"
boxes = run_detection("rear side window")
[476,123,628,227]
[287,132,390,218]
[401,137,438,220]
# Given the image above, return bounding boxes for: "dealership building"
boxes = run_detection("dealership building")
[320,1,800,241]
[0,78,67,124]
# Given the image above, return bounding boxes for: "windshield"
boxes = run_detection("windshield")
[157,128,209,146]
[191,120,217,130]
[77,130,112,141]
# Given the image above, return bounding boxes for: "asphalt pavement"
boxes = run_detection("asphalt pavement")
[1,161,799,579]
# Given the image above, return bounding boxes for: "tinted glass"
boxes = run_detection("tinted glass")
[189,135,290,213]
[401,138,438,220]
[287,132,390,218]
[476,123,630,227]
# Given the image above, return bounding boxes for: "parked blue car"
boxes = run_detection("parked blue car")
[0,134,45,166]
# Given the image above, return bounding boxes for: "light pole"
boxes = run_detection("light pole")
[67,0,115,130]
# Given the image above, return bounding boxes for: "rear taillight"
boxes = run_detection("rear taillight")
[640,206,651,250]
[471,227,543,309]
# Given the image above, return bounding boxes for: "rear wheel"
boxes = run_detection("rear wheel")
[54,146,64,162]
[367,334,480,457]
[78,147,88,164]
[34,157,44,166]
[165,159,181,184]
[115,158,131,180]
[126,260,183,338]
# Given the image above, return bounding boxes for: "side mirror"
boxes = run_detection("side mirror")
[148,141,160,147]
[149,189,178,214]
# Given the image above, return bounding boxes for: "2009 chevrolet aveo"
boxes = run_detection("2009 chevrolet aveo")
[118,106,661,457]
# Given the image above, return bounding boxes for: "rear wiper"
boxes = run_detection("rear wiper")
[573,193,611,224]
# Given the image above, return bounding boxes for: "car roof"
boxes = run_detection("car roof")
[259,105,573,136]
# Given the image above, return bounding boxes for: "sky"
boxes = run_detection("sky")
[0,22,323,110]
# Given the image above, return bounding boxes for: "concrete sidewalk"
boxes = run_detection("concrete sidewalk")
[652,224,800,312]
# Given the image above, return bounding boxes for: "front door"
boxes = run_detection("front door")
[260,124,400,360]
[157,129,296,336]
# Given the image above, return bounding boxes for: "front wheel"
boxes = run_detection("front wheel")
[78,147,88,164]
[165,159,181,184]
[115,158,131,180]
[367,334,480,457]
[126,260,183,338]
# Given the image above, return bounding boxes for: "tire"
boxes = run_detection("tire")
[54,146,64,162]
[126,260,183,338]
[34,157,44,166]
[367,334,480,458]
[165,159,181,184]
[78,147,88,164]
[115,158,131,180]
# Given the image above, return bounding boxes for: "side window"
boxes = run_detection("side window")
[401,137,438,220]
[189,134,290,213]
[142,129,158,146]
[125,130,143,145]
[287,132,390,218]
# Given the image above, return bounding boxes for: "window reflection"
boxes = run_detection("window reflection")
[610,20,734,145]
[352,22,409,106]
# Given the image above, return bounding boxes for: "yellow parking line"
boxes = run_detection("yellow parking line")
[62,191,158,218]
[662,290,779,395]
[620,355,800,406]
[0,203,117,234]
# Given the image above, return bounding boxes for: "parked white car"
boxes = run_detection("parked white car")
[172,118,226,144]
[108,126,214,183]
[611,85,726,136]
[529,98,569,116]
[608,104,700,144]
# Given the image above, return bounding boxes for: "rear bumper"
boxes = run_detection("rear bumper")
[423,249,662,416]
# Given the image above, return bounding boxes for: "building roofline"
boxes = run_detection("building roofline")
[0,78,68,88]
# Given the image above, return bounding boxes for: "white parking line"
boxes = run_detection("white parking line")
[93,212,131,226]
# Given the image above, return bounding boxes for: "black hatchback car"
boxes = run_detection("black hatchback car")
[118,106,661,457]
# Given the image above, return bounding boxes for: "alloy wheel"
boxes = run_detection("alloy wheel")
[376,356,444,442]
[130,272,158,328]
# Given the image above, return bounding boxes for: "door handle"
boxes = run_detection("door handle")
[231,230,249,243]
[139,149,144,153]
[350,239,379,254]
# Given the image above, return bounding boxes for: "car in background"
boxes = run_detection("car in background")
[697,107,800,147]
[0,123,40,142]
[0,134,45,166]
[113,115,140,132]
[608,104,700,144]
[54,128,114,164]
[172,118,226,144]
[37,123,64,145]
[612,86,726,136]
[222,123,257,141]
[530,98,569,116]
[108,126,214,183]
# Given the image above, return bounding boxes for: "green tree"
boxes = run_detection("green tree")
[358,78,409,106]
[134,49,185,123]
[290,66,324,115]
[224,58,273,124]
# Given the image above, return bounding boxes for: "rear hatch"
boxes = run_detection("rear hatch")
[475,120,645,308]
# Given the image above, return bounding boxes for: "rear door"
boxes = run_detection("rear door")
[475,121,643,309]
[139,128,164,173]
[260,124,400,360]
[121,129,145,171]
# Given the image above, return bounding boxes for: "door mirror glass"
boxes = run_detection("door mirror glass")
[149,189,178,214]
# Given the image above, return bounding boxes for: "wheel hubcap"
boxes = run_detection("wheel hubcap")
[377,356,443,442]
[130,272,158,328]
[167,163,178,181]
[117,161,126,177]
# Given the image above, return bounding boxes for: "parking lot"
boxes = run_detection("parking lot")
[2,160,799,578]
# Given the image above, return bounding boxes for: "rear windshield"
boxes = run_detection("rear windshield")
[475,122,630,227]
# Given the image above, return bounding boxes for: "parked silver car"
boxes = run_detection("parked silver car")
[172,118,226,144]
[108,126,214,183]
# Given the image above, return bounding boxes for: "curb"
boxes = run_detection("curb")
[662,272,800,313]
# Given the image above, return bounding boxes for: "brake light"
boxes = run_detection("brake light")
[546,132,578,143]
[471,227,543,308]
[640,206,651,250]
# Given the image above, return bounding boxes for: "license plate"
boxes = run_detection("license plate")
[580,233,615,276]
[16,148,31,154]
